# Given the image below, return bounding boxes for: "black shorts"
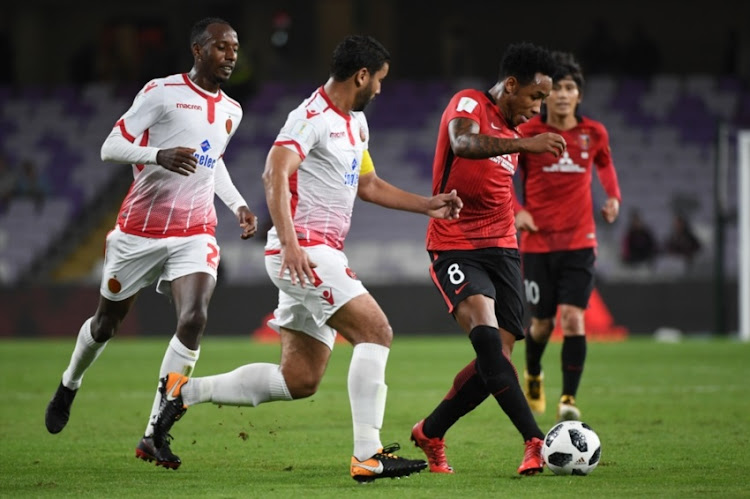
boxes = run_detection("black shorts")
[429,247,525,340]
[521,248,596,319]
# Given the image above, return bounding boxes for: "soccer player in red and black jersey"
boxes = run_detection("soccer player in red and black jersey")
[515,51,621,422]
[410,42,566,476]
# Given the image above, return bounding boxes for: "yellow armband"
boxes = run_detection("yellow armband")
[360,150,375,175]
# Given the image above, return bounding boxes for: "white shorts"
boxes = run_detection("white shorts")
[265,244,368,350]
[100,225,220,301]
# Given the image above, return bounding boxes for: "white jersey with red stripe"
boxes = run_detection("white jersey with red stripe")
[113,73,243,238]
[265,86,370,251]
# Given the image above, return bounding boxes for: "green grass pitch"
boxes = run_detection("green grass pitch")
[1,335,749,497]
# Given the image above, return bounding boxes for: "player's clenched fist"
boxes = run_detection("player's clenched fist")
[521,132,566,157]
[427,189,463,220]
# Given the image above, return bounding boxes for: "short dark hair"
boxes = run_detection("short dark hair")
[551,51,585,93]
[190,17,232,48]
[330,35,391,81]
[498,42,556,86]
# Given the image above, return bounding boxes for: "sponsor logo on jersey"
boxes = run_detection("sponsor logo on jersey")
[344,158,359,186]
[542,151,585,173]
[489,154,516,173]
[144,81,158,93]
[306,108,320,119]
[177,103,203,110]
[322,288,335,305]
[193,142,217,169]
[330,130,347,139]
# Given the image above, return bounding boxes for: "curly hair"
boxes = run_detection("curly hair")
[498,42,556,86]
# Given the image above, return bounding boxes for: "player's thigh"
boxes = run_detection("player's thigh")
[488,249,525,340]
[268,288,338,350]
[100,226,168,301]
[158,234,219,297]
[522,252,558,319]
[327,293,391,345]
[556,249,596,309]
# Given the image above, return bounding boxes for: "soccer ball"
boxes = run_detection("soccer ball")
[542,420,601,475]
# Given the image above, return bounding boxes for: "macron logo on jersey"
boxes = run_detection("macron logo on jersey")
[177,103,203,111]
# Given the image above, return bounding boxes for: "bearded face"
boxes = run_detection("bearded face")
[352,80,376,112]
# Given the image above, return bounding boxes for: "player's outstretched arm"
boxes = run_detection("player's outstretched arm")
[357,171,462,219]
[449,118,566,158]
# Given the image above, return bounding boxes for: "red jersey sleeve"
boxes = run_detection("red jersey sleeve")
[592,123,621,201]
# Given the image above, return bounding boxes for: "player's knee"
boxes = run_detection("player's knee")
[347,320,392,347]
[367,321,393,347]
[559,307,584,335]
[90,316,119,342]
[177,308,209,336]
[531,318,554,339]
[286,375,320,399]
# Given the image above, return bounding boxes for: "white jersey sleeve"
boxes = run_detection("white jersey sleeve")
[274,111,321,159]
[117,80,168,139]
[100,129,160,165]
[214,157,248,214]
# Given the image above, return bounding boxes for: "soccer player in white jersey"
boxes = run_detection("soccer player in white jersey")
[44,18,257,470]
[151,35,463,482]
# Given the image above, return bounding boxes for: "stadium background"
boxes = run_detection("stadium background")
[0,0,747,337]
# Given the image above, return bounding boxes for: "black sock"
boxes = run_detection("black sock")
[469,325,544,441]
[423,360,489,439]
[561,335,587,397]
[525,332,548,376]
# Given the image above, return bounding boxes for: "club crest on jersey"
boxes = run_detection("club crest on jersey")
[344,158,359,186]
[226,118,233,134]
[578,134,590,150]
[359,127,367,142]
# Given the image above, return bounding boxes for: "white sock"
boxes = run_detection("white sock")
[349,343,390,461]
[183,363,292,406]
[61,318,107,390]
[143,335,199,437]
